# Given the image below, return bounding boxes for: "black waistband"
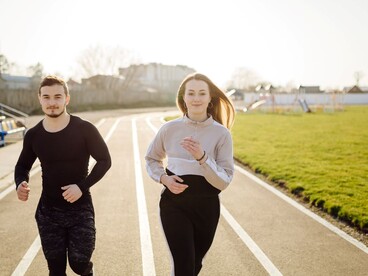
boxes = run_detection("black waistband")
[163,169,220,198]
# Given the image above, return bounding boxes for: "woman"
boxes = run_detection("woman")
[145,72,235,275]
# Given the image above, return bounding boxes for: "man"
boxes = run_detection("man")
[15,75,111,276]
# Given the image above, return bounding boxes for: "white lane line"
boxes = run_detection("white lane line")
[11,118,118,276]
[235,165,368,254]
[221,205,282,275]
[145,117,281,274]
[145,117,158,133]
[11,236,41,276]
[0,165,42,201]
[103,118,119,142]
[132,118,156,276]
[95,118,106,128]
[88,118,121,167]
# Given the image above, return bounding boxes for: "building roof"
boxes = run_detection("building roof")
[298,85,322,93]
[0,74,32,83]
[343,85,368,93]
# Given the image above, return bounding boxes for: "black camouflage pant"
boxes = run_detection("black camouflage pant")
[35,201,95,276]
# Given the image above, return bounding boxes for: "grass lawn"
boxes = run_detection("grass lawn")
[232,105,368,232]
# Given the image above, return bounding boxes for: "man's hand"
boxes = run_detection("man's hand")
[17,181,30,201]
[160,175,188,194]
[61,184,82,203]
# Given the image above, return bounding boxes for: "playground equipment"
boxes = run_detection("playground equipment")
[298,98,312,113]
[234,86,346,113]
[226,89,236,97]
[242,91,273,113]
[245,99,267,112]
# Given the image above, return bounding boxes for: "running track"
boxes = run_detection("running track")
[0,110,367,276]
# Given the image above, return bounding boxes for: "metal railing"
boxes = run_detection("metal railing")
[0,103,29,125]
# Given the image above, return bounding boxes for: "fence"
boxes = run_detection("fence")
[0,87,176,114]
[240,92,368,110]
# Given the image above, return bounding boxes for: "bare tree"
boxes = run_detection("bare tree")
[229,67,260,91]
[0,54,36,76]
[27,62,44,77]
[0,54,10,74]
[76,44,140,78]
[354,71,364,86]
[8,62,25,75]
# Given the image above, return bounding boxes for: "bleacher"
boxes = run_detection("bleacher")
[0,103,28,147]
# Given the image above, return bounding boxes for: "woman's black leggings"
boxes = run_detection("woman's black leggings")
[160,194,220,276]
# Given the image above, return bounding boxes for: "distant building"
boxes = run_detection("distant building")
[0,76,5,89]
[255,84,276,93]
[81,75,125,90]
[0,74,34,90]
[299,85,323,93]
[362,87,368,93]
[228,89,245,100]
[67,78,83,92]
[118,63,195,94]
[343,85,368,93]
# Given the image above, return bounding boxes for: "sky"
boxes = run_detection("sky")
[1,0,368,89]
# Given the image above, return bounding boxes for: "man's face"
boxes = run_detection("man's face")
[39,84,70,118]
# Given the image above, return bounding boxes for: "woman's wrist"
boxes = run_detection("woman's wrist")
[196,151,206,162]
[160,174,167,184]
[197,151,207,165]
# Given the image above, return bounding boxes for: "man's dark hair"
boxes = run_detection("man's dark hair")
[39,75,69,96]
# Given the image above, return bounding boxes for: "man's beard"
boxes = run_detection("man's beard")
[45,107,65,118]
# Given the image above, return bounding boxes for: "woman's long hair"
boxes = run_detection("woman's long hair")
[176,72,235,129]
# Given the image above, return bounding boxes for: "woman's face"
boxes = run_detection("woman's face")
[183,79,211,117]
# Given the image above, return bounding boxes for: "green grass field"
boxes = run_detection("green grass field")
[232,106,368,232]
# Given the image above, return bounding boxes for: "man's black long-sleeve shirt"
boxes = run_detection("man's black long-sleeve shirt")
[15,115,112,209]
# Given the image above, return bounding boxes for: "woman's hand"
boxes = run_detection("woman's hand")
[160,175,188,194]
[180,136,204,160]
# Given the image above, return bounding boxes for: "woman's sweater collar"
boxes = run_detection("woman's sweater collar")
[182,114,214,127]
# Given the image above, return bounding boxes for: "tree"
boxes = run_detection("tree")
[228,67,260,91]
[354,71,364,86]
[27,62,44,77]
[0,54,10,74]
[76,44,140,78]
